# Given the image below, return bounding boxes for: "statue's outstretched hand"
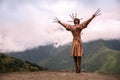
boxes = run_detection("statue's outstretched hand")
[93,8,101,18]
[53,17,61,23]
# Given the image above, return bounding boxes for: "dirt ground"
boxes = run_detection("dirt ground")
[0,71,120,80]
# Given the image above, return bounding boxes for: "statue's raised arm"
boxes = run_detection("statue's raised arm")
[81,8,101,29]
[53,17,72,31]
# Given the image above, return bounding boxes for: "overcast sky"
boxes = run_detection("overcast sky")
[0,0,120,52]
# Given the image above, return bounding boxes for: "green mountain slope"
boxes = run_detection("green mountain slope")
[0,53,44,73]
[7,45,55,64]
[7,39,120,74]
[38,44,73,71]
[82,47,120,74]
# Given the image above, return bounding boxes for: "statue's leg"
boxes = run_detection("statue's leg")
[73,56,77,73]
[77,56,81,73]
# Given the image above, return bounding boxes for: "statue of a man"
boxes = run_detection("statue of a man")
[53,9,101,73]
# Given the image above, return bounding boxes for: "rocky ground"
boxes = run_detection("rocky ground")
[0,71,120,80]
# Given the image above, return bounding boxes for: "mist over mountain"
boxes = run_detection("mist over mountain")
[6,39,120,74]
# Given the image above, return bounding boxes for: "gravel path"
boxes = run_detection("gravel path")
[0,71,120,80]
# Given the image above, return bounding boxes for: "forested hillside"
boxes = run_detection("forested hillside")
[7,39,120,74]
[0,53,44,73]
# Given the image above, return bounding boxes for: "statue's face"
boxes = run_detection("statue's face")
[74,18,80,24]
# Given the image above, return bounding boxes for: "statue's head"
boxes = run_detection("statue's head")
[74,18,80,24]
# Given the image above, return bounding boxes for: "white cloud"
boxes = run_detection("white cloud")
[81,20,120,42]
[0,0,120,52]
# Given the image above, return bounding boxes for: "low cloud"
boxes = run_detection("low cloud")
[0,0,120,52]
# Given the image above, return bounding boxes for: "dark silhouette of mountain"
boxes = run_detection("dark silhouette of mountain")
[0,53,44,73]
[7,39,120,74]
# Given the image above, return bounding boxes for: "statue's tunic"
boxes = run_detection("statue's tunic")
[65,21,90,56]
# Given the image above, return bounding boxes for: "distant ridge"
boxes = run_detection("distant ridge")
[7,39,120,74]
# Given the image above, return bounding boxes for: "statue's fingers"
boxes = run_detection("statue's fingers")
[95,11,101,16]
[94,11,98,15]
[95,8,101,14]
[96,9,101,14]
[70,14,73,19]
[72,13,75,19]
[96,13,102,16]
[52,21,57,23]
[97,8,100,11]
[55,17,59,20]
[68,21,73,22]
[70,14,74,19]
[53,18,57,21]
[96,8,100,13]
[97,9,101,13]
[75,13,77,18]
